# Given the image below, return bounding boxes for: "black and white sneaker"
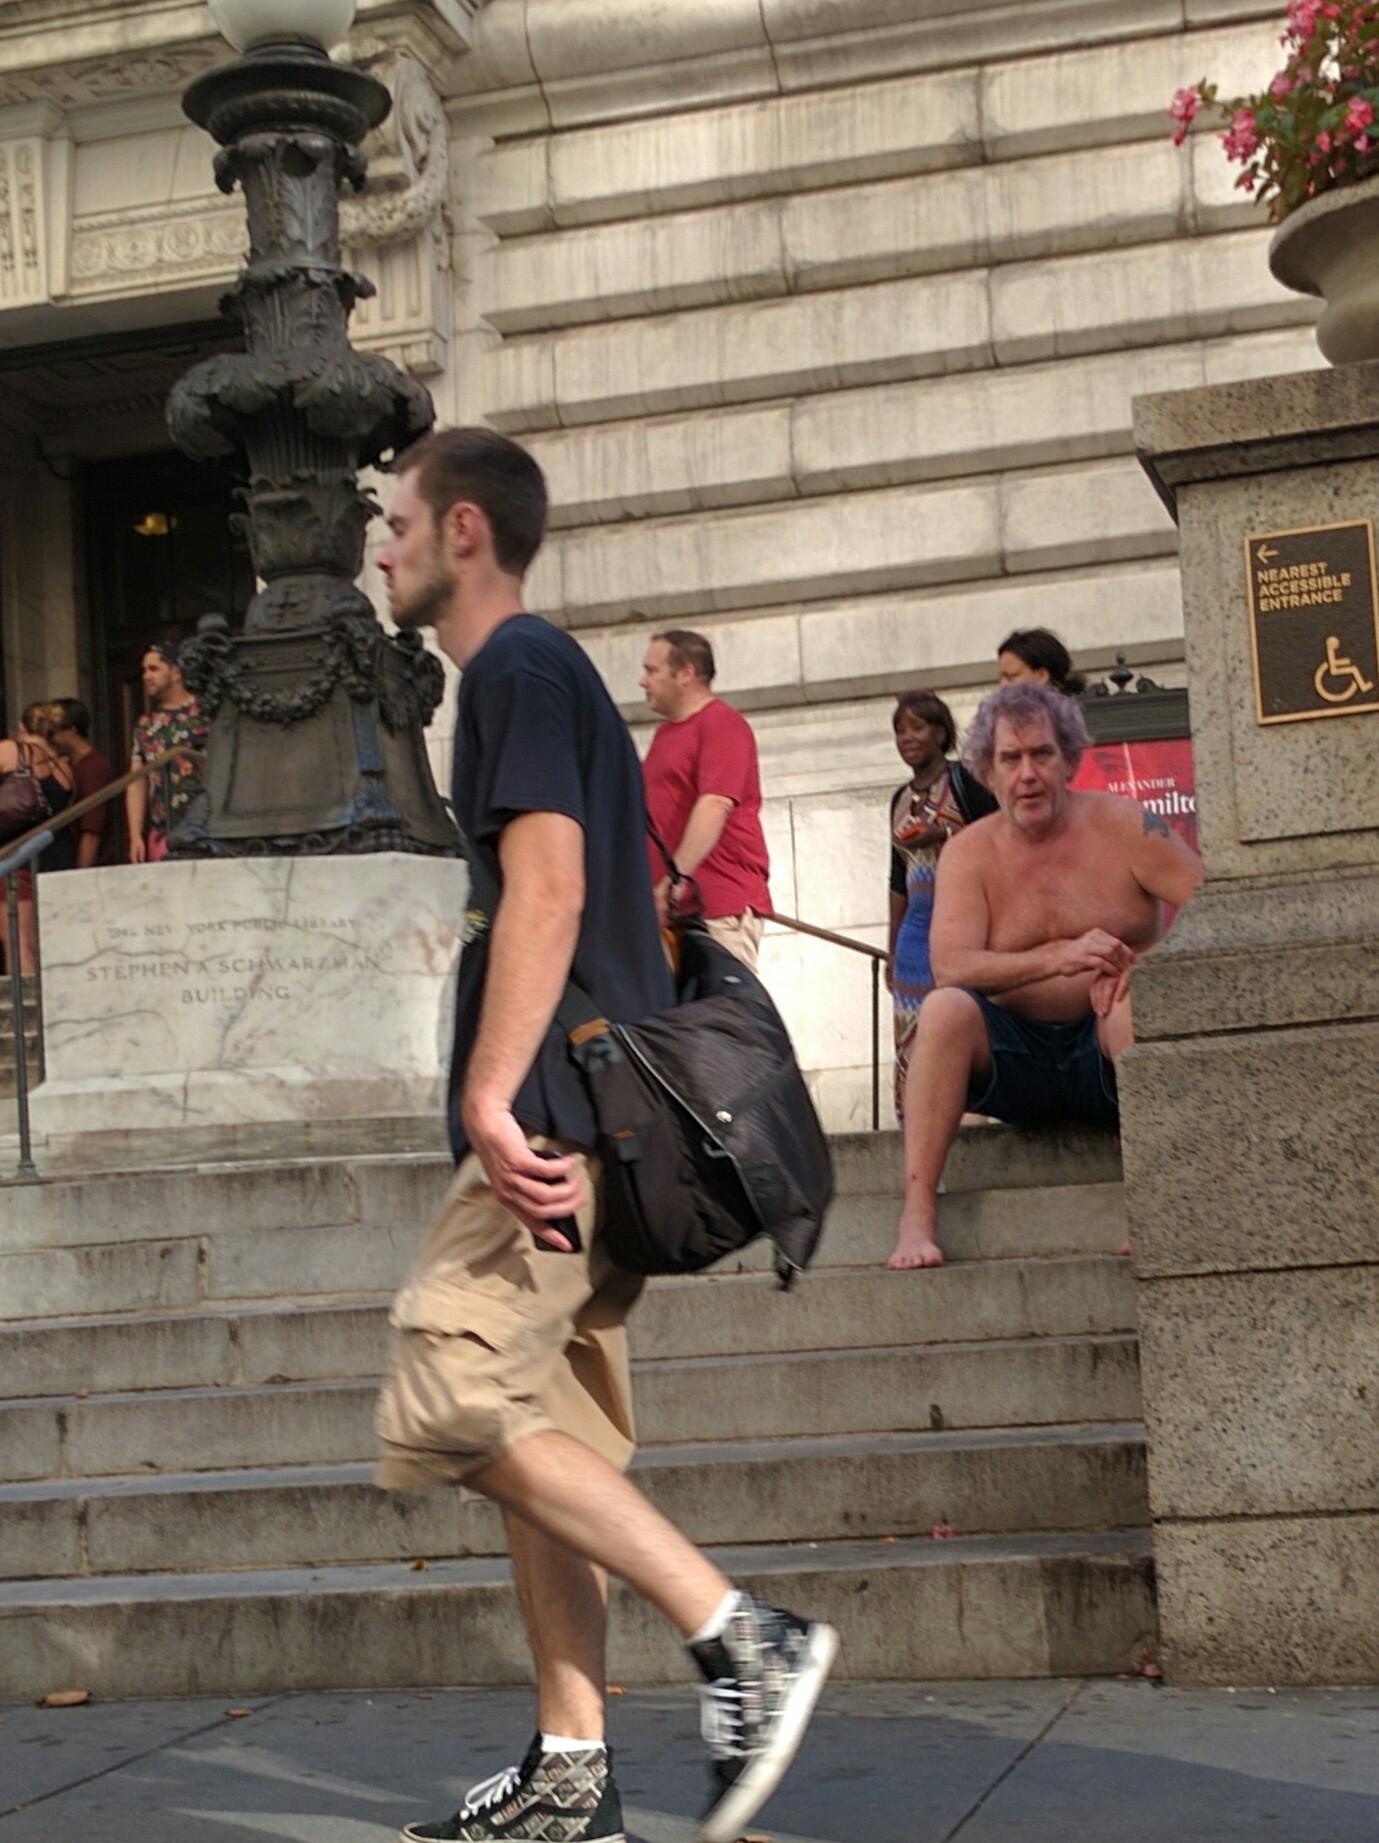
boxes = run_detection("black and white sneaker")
[400,1735,625,1842]
[690,1594,839,1843]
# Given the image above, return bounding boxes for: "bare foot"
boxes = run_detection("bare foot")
[888,1209,945,1270]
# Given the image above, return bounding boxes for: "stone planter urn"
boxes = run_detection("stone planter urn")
[1269,172,1379,364]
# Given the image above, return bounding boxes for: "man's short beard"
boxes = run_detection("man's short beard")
[390,551,456,633]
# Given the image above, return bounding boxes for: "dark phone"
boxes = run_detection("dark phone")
[532,1148,582,1255]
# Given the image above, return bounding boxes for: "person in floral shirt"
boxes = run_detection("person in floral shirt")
[126,642,209,862]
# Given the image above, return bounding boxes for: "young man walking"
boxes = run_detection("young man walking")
[374,428,836,1843]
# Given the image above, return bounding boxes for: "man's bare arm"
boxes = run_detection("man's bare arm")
[461,809,588,1246]
[930,835,1132,993]
[1133,805,1205,909]
[672,793,733,876]
[655,792,735,923]
[126,777,147,864]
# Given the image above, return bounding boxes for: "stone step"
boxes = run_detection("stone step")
[0,1423,1147,1581]
[0,1528,1157,1702]
[0,1123,1120,1255]
[0,1333,1140,1484]
[0,1254,1137,1397]
[0,1179,1128,1319]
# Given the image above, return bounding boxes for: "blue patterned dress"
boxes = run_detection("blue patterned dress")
[890,767,966,1122]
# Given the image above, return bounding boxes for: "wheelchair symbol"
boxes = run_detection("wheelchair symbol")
[1314,635,1375,704]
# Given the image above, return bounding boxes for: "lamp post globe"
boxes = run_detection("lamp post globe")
[208,0,357,52]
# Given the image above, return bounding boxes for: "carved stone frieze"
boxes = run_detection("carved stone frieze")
[0,45,223,113]
[69,197,245,293]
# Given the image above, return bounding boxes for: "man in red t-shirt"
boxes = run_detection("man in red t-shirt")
[640,628,771,970]
[52,699,119,868]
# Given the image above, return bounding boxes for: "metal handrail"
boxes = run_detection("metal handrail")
[0,830,54,1178]
[772,910,887,1132]
[0,746,208,862]
[0,746,208,1179]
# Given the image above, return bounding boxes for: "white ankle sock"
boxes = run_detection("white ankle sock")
[687,1587,741,1647]
[540,1733,604,1755]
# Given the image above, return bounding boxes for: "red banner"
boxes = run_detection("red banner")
[1072,736,1198,856]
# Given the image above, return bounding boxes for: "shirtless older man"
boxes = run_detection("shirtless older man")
[889,681,1203,1271]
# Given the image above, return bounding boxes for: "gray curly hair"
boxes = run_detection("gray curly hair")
[961,681,1092,782]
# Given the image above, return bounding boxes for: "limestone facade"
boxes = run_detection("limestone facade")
[0,0,1326,1123]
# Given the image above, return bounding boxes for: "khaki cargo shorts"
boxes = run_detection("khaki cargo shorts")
[375,1140,643,1489]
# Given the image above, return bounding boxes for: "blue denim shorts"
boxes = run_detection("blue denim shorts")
[963,989,1119,1130]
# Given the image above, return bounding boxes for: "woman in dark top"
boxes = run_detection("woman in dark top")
[996,627,1086,698]
[886,690,996,1123]
[0,702,75,973]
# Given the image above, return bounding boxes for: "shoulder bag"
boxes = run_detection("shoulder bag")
[0,742,51,845]
[467,840,834,1286]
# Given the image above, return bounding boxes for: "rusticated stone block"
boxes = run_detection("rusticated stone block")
[1120,1022,1379,1278]
[1137,1266,1379,1520]
[1155,1513,1379,1685]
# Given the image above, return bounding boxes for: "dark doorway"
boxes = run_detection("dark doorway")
[85,447,254,772]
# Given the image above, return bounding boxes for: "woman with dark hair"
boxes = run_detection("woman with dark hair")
[887,690,995,1122]
[0,701,76,973]
[997,627,1086,698]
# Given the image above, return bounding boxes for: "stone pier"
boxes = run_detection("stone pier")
[1126,363,1379,1686]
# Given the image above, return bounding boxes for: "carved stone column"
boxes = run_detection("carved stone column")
[167,40,457,856]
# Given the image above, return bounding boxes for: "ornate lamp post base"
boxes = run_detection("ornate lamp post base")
[168,38,457,857]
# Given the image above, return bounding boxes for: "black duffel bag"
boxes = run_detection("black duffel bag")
[558,920,833,1285]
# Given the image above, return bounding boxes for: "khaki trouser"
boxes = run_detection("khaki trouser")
[375,1140,642,1489]
[704,908,765,971]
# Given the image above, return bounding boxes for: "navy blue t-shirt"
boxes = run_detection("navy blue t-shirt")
[447,614,674,1161]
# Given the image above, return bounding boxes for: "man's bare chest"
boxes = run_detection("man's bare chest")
[983,854,1155,951]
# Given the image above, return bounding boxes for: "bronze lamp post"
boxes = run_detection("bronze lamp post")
[167,0,458,855]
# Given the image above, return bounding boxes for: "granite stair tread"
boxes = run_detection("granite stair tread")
[0,1527,1159,1696]
[0,1252,1138,1395]
[0,1527,1153,1608]
[0,1418,1146,1501]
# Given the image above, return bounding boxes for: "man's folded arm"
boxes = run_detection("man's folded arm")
[928,841,1111,993]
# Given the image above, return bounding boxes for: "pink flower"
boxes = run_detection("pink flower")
[1317,129,1333,152]
[1221,107,1262,162]
[1359,134,1373,153]
[1345,95,1375,134]
[1271,71,1297,98]
[1169,84,1203,145]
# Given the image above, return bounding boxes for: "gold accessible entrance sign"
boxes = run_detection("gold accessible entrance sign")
[1245,519,1379,724]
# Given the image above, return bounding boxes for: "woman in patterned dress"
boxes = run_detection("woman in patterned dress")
[886,691,994,1122]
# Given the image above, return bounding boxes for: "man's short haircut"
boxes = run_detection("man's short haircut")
[59,698,91,739]
[144,640,180,668]
[892,689,956,755]
[394,426,548,578]
[654,629,715,684]
[962,681,1092,781]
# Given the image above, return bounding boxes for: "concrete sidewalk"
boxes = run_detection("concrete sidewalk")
[4,1679,1379,1842]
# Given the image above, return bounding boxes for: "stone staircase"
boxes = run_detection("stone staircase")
[0,975,41,1101]
[0,1124,1153,1702]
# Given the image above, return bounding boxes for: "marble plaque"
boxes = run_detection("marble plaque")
[30,855,469,1137]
